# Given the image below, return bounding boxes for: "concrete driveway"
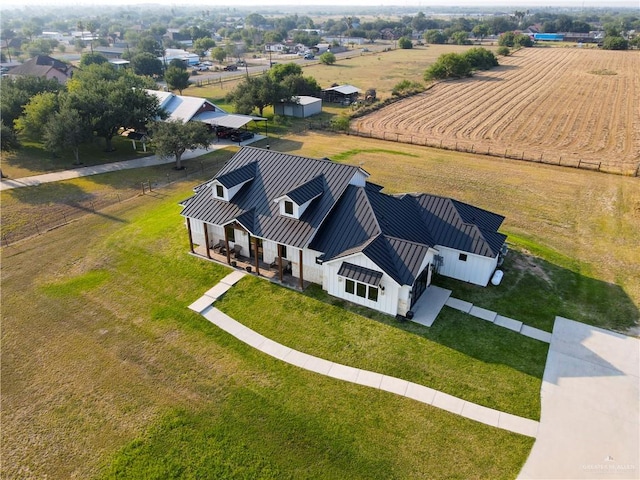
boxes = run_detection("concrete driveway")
[519,317,639,479]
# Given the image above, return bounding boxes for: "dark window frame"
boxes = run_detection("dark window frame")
[459,253,468,262]
[215,184,224,198]
[284,200,294,215]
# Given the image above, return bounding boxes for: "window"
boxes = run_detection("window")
[278,244,287,259]
[343,278,379,303]
[215,185,224,198]
[345,279,355,294]
[368,286,379,301]
[284,200,294,215]
[225,226,235,242]
[459,253,468,262]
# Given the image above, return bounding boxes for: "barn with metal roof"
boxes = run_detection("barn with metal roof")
[180,147,506,317]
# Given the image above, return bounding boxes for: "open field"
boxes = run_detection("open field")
[352,47,640,176]
[2,182,536,479]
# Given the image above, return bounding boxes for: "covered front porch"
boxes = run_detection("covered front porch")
[192,244,311,291]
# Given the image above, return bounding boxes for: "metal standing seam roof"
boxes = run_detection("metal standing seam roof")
[337,262,383,286]
[180,147,366,249]
[215,162,257,189]
[145,89,224,123]
[194,112,266,129]
[283,175,325,205]
[323,85,360,95]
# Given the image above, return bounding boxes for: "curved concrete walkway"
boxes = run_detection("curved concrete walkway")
[0,136,263,191]
[189,271,539,438]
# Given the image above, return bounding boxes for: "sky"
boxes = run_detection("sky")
[7,0,640,7]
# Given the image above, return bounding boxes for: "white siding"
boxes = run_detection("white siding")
[436,246,498,286]
[349,170,368,187]
[190,218,205,245]
[323,253,400,316]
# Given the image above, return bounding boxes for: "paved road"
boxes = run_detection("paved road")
[518,317,639,479]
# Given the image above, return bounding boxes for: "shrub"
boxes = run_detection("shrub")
[497,46,511,56]
[319,51,336,65]
[463,47,499,70]
[329,115,350,132]
[424,53,472,81]
[602,36,629,50]
[398,37,413,49]
[392,79,424,96]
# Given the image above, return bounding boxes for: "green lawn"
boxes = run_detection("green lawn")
[217,277,546,420]
[2,182,535,480]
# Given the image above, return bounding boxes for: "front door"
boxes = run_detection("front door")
[411,266,430,309]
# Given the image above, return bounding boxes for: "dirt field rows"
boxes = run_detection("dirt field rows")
[352,48,640,175]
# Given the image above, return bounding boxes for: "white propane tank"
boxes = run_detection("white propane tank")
[491,270,504,286]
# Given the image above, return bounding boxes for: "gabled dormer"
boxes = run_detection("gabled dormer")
[274,175,325,220]
[211,162,257,202]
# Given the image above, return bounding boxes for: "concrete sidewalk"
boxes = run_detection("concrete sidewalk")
[190,272,539,438]
[518,317,639,479]
[0,135,264,191]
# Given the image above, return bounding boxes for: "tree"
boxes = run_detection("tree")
[398,37,413,49]
[514,34,533,47]
[602,37,628,50]
[65,64,162,151]
[80,52,109,68]
[497,46,511,56]
[227,75,283,116]
[269,63,302,82]
[450,31,470,45]
[424,53,472,81]
[137,36,163,56]
[424,29,446,44]
[1,120,20,153]
[319,51,336,65]
[43,107,93,165]
[15,92,59,139]
[0,76,63,134]
[164,65,191,94]
[131,52,164,77]
[150,120,211,170]
[498,31,516,47]
[193,37,216,57]
[281,75,322,98]
[472,24,490,43]
[211,46,226,64]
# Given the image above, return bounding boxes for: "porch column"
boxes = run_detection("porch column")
[253,236,260,275]
[224,228,231,264]
[186,218,194,253]
[203,223,211,259]
[298,249,304,289]
[278,245,283,282]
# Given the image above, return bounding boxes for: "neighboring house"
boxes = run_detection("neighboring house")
[265,43,287,53]
[94,46,128,59]
[274,96,322,118]
[7,55,76,84]
[322,84,360,104]
[180,147,507,318]
[162,48,199,66]
[145,90,266,131]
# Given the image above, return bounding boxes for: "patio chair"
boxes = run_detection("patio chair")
[212,239,225,252]
[233,244,242,259]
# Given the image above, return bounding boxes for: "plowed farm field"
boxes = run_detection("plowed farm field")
[352,48,640,175]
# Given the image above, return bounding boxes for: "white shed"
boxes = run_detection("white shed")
[274,96,322,118]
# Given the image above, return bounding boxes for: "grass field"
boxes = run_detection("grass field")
[2,182,536,479]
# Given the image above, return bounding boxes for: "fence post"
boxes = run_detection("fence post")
[141,182,146,194]
[148,180,152,192]
[504,149,508,158]
[539,153,543,162]
[35,223,40,235]
[487,147,490,155]
[522,152,525,160]
[559,156,562,165]
[578,159,582,168]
